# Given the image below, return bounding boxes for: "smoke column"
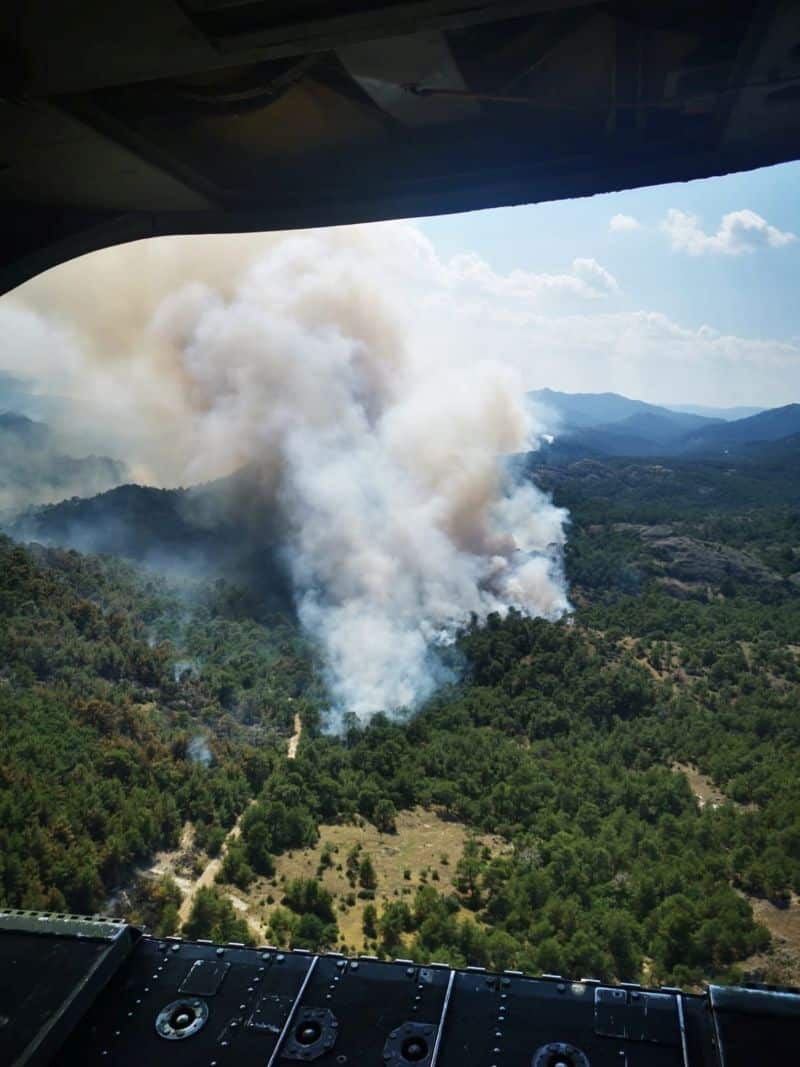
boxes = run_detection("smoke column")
[1,224,570,722]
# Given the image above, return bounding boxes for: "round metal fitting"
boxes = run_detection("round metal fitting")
[155,998,209,1040]
[383,1021,436,1065]
[282,1008,339,1061]
[532,1042,590,1067]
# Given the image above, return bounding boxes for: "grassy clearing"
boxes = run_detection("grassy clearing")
[221,806,506,951]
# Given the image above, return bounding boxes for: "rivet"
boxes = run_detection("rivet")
[171,944,180,953]
[406,967,414,976]
[557,983,566,993]
[351,962,359,970]
[277,954,285,963]
[216,947,225,957]
[261,953,270,962]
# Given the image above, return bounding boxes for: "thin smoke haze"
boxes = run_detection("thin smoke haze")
[1,225,570,723]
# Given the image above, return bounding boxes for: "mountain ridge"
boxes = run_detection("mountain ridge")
[530,390,800,459]
[8,472,293,612]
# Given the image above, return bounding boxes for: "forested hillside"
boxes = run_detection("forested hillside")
[1,447,799,989]
[0,538,303,924]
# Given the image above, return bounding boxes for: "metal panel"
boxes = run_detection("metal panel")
[0,911,136,1067]
[339,31,479,125]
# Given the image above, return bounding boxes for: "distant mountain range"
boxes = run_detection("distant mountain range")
[0,412,128,517]
[530,389,800,459]
[680,405,800,453]
[5,389,798,590]
[531,388,722,431]
[667,403,763,421]
[0,371,69,423]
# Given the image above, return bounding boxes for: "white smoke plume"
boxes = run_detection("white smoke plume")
[187,735,212,767]
[1,224,569,721]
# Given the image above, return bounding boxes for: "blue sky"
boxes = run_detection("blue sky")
[414,160,800,407]
[418,160,799,339]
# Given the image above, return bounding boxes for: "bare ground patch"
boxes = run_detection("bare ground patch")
[141,822,199,896]
[672,763,728,810]
[739,894,800,987]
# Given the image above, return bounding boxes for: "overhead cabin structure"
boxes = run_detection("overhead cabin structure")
[1,1,800,291]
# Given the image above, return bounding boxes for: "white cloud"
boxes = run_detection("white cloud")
[441,252,619,302]
[571,257,619,296]
[379,225,799,407]
[437,300,800,409]
[661,208,796,255]
[609,213,641,232]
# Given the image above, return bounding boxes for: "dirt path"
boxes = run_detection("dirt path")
[287,713,302,760]
[146,716,303,939]
[177,804,257,933]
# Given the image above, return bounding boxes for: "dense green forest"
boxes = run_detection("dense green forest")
[1,450,799,988]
